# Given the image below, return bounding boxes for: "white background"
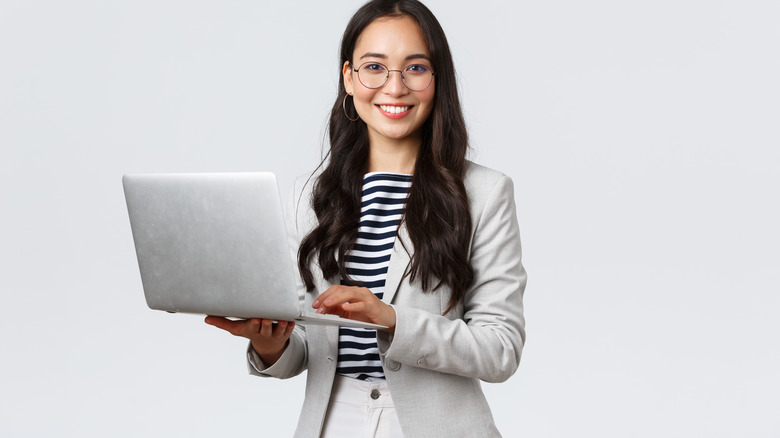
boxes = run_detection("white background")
[1,0,778,436]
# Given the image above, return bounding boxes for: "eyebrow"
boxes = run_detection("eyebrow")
[358,52,432,62]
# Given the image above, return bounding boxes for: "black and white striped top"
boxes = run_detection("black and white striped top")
[336,172,412,380]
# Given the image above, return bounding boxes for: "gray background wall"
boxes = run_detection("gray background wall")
[1,0,778,436]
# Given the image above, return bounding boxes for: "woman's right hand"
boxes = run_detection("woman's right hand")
[204,316,295,366]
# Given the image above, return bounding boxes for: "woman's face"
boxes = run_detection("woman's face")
[343,16,435,148]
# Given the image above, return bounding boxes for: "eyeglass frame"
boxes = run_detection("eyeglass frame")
[350,61,436,92]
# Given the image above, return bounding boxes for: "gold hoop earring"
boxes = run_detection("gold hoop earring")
[342,94,360,122]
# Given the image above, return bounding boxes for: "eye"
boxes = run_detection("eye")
[360,63,387,74]
[405,64,431,75]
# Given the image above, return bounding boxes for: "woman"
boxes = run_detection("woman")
[206,1,526,436]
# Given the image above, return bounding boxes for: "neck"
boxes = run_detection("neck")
[367,137,420,175]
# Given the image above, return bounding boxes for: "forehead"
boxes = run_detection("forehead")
[353,16,430,61]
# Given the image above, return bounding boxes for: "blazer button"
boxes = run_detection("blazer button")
[387,360,401,371]
[417,358,425,365]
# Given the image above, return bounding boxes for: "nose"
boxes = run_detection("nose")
[383,69,409,96]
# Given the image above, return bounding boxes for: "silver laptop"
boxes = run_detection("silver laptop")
[122,172,385,329]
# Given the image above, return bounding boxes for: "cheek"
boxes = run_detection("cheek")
[418,90,435,117]
[353,87,374,102]
[352,89,377,115]
[420,88,435,106]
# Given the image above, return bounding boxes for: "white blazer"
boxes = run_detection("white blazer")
[247,161,527,437]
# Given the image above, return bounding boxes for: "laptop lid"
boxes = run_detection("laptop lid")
[123,172,303,320]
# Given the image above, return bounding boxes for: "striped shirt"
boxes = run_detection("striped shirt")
[336,172,412,380]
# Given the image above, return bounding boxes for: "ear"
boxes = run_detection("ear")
[342,60,354,95]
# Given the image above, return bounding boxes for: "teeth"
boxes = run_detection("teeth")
[379,105,409,114]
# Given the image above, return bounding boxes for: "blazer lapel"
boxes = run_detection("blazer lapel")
[314,274,341,355]
[382,221,412,305]
[325,325,339,356]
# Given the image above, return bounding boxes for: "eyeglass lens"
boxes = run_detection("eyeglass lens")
[355,62,434,91]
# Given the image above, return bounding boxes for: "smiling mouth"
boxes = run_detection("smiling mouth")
[378,104,411,114]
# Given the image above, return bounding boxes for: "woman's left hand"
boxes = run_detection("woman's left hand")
[312,285,396,333]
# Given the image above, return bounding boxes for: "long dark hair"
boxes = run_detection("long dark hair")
[298,0,473,313]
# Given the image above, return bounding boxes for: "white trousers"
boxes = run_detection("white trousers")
[320,375,404,438]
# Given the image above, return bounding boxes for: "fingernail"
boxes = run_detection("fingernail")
[312,300,319,307]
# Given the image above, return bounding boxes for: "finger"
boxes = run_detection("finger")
[205,316,246,335]
[311,290,334,308]
[205,315,227,327]
[316,288,357,311]
[341,301,367,313]
[319,306,349,319]
[316,299,349,315]
[247,318,262,334]
[312,285,354,308]
[259,319,274,337]
[283,321,296,337]
[273,320,289,337]
[320,288,376,314]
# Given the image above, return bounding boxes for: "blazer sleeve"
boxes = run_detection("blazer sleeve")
[376,174,526,383]
[246,175,311,379]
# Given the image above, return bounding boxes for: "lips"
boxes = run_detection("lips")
[377,104,413,119]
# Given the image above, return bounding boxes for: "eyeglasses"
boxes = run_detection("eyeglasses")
[351,61,435,92]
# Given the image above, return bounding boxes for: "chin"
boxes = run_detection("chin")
[382,130,416,141]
